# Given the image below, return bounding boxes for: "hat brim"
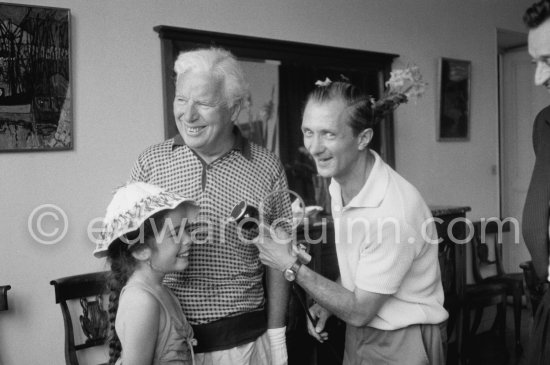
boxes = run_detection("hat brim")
[93,197,198,258]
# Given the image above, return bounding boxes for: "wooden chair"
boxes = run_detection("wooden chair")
[519,260,549,318]
[461,280,508,362]
[469,221,524,352]
[442,221,509,364]
[0,285,11,311]
[437,225,462,341]
[50,272,110,365]
[430,206,471,365]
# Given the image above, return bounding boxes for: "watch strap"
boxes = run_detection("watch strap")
[289,260,303,275]
[284,259,303,282]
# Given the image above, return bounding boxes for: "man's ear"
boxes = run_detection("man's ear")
[131,246,152,261]
[358,128,373,151]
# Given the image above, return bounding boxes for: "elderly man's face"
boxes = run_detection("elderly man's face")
[529,18,550,92]
[173,71,236,161]
[301,99,365,181]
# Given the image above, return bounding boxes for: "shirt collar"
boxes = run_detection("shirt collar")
[171,126,252,160]
[329,150,388,209]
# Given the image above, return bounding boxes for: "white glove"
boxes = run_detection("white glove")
[267,327,288,365]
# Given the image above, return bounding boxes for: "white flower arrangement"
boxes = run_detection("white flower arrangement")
[371,65,427,122]
[314,77,332,87]
[313,66,426,123]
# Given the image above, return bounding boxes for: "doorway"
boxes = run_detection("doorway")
[498,29,547,273]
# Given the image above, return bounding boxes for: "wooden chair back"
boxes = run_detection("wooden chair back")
[470,220,512,282]
[50,271,110,365]
[0,285,11,311]
[520,260,549,317]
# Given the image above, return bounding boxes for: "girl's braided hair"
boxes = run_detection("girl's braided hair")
[104,211,167,364]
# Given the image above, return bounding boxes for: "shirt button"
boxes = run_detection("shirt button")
[333,205,341,212]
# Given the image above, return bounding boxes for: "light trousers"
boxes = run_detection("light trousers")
[194,331,270,365]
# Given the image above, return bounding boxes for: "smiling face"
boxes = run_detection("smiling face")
[147,207,193,273]
[301,99,367,182]
[529,18,550,92]
[173,71,238,162]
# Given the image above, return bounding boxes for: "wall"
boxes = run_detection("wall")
[0,0,533,363]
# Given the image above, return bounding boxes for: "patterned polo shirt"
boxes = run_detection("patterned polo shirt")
[129,130,292,325]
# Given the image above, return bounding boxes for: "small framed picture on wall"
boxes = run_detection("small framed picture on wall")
[437,57,471,141]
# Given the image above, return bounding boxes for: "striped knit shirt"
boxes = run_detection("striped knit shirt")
[130,131,292,324]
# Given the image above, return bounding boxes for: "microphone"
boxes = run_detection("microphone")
[230,200,260,231]
[230,199,311,264]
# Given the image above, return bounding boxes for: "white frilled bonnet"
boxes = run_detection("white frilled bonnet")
[93,182,197,258]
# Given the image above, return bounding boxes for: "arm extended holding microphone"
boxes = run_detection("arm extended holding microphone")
[230,200,312,265]
[246,214,390,336]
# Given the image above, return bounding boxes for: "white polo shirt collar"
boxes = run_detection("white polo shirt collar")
[329,150,389,210]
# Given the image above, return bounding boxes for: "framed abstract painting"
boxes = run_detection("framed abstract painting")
[0,3,71,152]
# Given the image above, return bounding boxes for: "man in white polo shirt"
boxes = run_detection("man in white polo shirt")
[255,79,448,364]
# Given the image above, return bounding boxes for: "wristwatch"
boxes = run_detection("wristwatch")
[284,260,303,282]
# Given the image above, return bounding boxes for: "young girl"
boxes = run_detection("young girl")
[93,182,198,365]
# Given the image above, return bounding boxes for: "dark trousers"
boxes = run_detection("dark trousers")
[527,288,550,365]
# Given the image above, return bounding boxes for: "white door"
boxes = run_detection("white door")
[500,46,549,273]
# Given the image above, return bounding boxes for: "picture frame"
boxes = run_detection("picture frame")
[0,3,72,152]
[154,26,397,167]
[154,26,398,206]
[235,59,280,156]
[437,57,470,141]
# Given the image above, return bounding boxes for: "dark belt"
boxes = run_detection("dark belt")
[192,309,267,353]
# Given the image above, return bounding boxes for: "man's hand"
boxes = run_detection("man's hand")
[253,224,295,272]
[307,303,331,343]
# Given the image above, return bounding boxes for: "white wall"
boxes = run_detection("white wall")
[0,0,533,363]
